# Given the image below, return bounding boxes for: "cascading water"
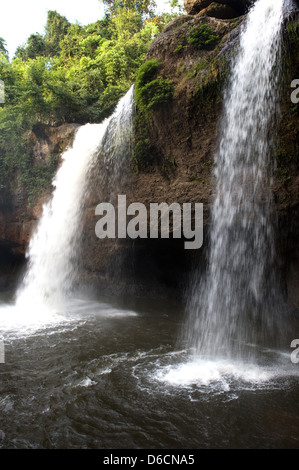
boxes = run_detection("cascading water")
[16,86,134,313]
[1,4,299,449]
[184,0,285,360]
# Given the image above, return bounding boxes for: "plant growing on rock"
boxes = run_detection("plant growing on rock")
[187,25,220,49]
[135,59,174,111]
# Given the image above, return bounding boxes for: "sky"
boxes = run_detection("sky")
[0,0,172,59]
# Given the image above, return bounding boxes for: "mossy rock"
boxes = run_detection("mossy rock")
[135,60,174,112]
[187,24,220,49]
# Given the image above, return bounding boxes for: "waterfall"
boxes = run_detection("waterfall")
[16,86,134,312]
[184,0,285,359]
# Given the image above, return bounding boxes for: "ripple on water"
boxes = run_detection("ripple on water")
[129,349,299,401]
[0,299,138,342]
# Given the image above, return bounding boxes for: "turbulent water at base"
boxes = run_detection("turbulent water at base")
[0,292,298,449]
[16,86,134,312]
[185,0,285,359]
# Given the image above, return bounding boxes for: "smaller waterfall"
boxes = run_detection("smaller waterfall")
[16,86,134,312]
[184,0,285,359]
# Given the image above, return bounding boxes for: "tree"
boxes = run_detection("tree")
[0,37,8,56]
[101,0,157,17]
[0,1,179,198]
[45,10,71,56]
[15,12,71,60]
[15,34,46,60]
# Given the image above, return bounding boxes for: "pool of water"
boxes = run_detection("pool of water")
[0,292,298,449]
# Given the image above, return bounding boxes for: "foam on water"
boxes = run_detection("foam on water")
[155,359,276,387]
[0,297,138,341]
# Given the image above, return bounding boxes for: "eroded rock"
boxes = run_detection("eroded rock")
[184,0,253,16]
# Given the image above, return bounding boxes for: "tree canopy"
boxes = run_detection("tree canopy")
[101,0,157,17]
[0,5,179,197]
[0,37,8,56]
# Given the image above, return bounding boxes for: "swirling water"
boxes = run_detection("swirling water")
[0,292,298,449]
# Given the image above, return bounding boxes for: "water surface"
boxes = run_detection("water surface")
[0,292,298,449]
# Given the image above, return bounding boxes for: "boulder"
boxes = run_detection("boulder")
[184,0,253,16]
[198,2,239,19]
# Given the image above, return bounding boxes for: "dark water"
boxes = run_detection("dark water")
[0,292,298,449]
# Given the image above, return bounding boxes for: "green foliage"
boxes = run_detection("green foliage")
[188,59,208,77]
[10,9,160,124]
[45,10,71,56]
[135,60,173,111]
[187,25,220,49]
[0,37,8,56]
[172,24,220,55]
[0,107,34,191]
[15,34,46,60]
[101,0,156,17]
[135,59,161,89]
[19,153,59,207]
[0,5,169,198]
[170,0,185,14]
[15,11,71,60]
[134,138,151,171]
[287,17,299,37]
[138,77,174,110]
[134,58,173,171]
[173,44,184,53]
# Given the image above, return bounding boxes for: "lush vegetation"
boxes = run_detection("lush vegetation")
[135,59,173,111]
[173,24,220,53]
[187,25,220,49]
[0,1,180,201]
[133,59,174,172]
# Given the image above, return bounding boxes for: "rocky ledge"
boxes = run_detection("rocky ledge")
[184,0,254,17]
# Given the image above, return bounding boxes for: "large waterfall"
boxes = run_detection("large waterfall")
[16,86,134,312]
[184,0,285,359]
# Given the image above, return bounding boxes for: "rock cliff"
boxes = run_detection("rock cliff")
[78,5,299,306]
[184,0,253,17]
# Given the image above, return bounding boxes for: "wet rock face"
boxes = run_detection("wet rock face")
[0,123,79,262]
[284,0,299,15]
[184,0,253,16]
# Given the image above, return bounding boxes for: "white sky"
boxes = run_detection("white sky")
[0,0,172,59]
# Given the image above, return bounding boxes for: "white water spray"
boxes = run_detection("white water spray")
[185,0,285,359]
